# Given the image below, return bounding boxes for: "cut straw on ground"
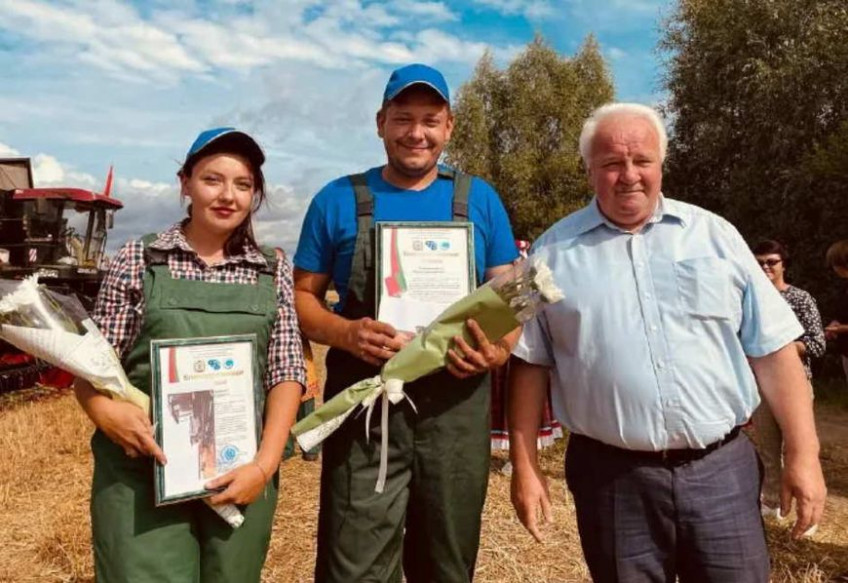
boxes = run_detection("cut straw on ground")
[2,345,848,582]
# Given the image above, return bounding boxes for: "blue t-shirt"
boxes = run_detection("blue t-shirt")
[294,165,518,311]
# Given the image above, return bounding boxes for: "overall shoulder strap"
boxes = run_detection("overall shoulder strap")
[452,171,471,221]
[438,166,470,220]
[139,233,167,304]
[346,173,374,305]
[258,246,279,277]
[141,233,168,265]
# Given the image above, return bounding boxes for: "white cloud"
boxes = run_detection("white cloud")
[155,14,338,70]
[608,47,628,60]
[31,154,67,184]
[471,0,554,19]
[0,0,206,84]
[408,29,521,65]
[387,0,459,22]
[0,0,514,84]
[254,183,313,253]
[0,143,21,156]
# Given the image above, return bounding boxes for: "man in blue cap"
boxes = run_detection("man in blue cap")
[294,64,519,582]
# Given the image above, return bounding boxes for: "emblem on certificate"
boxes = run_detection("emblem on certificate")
[375,221,476,334]
[150,334,263,505]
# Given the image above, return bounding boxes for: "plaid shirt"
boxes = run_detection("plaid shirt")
[93,222,306,392]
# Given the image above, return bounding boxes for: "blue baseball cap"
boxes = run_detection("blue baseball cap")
[383,64,450,104]
[184,127,265,168]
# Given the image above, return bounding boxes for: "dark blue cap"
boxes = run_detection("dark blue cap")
[383,64,450,104]
[184,127,265,168]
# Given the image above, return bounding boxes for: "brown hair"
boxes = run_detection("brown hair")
[178,138,267,257]
[752,239,789,265]
[826,240,848,270]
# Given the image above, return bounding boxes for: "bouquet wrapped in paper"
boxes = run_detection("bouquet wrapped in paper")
[0,276,245,528]
[292,255,564,492]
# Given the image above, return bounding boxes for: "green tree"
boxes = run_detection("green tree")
[446,35,614,240]
[661,0,848,326]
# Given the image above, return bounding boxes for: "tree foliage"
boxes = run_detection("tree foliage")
[661,0,848,325]
[446,35,614,240]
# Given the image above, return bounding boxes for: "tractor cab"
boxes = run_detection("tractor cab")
[0,158,122,301]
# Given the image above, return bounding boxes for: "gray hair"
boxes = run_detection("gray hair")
[578,103,668,166]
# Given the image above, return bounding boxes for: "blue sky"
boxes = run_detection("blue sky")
[0,0,673,253]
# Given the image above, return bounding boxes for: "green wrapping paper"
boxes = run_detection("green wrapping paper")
[293,285,523,451]
[383,285,520,381]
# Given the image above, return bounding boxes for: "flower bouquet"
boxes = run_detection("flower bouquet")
[0,276,245,528]
[292,255,564,492]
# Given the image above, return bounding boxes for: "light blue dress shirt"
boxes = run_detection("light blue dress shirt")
[513,196,803,451]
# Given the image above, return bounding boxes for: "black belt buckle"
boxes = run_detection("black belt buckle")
[660,447,693,466]
[660,426,741,466]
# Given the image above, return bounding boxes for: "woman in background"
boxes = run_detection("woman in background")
[751,239,825,517]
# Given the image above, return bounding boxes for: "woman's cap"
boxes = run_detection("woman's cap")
[383,64,450,104]
[184,127,265,168]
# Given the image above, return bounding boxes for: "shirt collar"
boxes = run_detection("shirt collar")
[148,221,269,267]
[574,194,689,236]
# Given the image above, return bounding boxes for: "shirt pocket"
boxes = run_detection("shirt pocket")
[674,257,733,320]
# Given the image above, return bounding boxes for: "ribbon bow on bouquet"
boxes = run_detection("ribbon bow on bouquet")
[292,255,564,493]
[0,276,245,528]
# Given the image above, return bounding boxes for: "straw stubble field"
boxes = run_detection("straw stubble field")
[1,344,848,582]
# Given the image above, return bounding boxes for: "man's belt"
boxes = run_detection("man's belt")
[572,426,742,466]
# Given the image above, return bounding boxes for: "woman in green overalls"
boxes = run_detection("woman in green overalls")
[73,127,306,582]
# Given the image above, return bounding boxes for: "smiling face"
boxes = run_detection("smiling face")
[587,113,663,232]
[180,153,256,239]
[755,253,786,286]
[376,85,454,188]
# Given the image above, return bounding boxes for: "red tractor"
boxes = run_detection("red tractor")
[0,158,123,392]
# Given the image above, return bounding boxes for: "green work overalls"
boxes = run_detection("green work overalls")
[90,238,280,583]
[315,170,491,583]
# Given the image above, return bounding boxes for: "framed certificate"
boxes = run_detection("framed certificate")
[375,221,476,334]
[150,334,263,506]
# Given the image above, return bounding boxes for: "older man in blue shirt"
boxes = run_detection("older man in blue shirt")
[508,103,826,582]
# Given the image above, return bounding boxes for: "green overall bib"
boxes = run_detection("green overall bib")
[315,170,491,583]
[90,237,280,583]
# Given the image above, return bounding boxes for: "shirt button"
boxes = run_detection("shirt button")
[167,298,177,306]
[645,293,652,300]
[651,325,658,332]
[635,261,644,268]
[657,360,665,369]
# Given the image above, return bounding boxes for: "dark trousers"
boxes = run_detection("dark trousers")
[565,431,769,583]
[315,365,490,583]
